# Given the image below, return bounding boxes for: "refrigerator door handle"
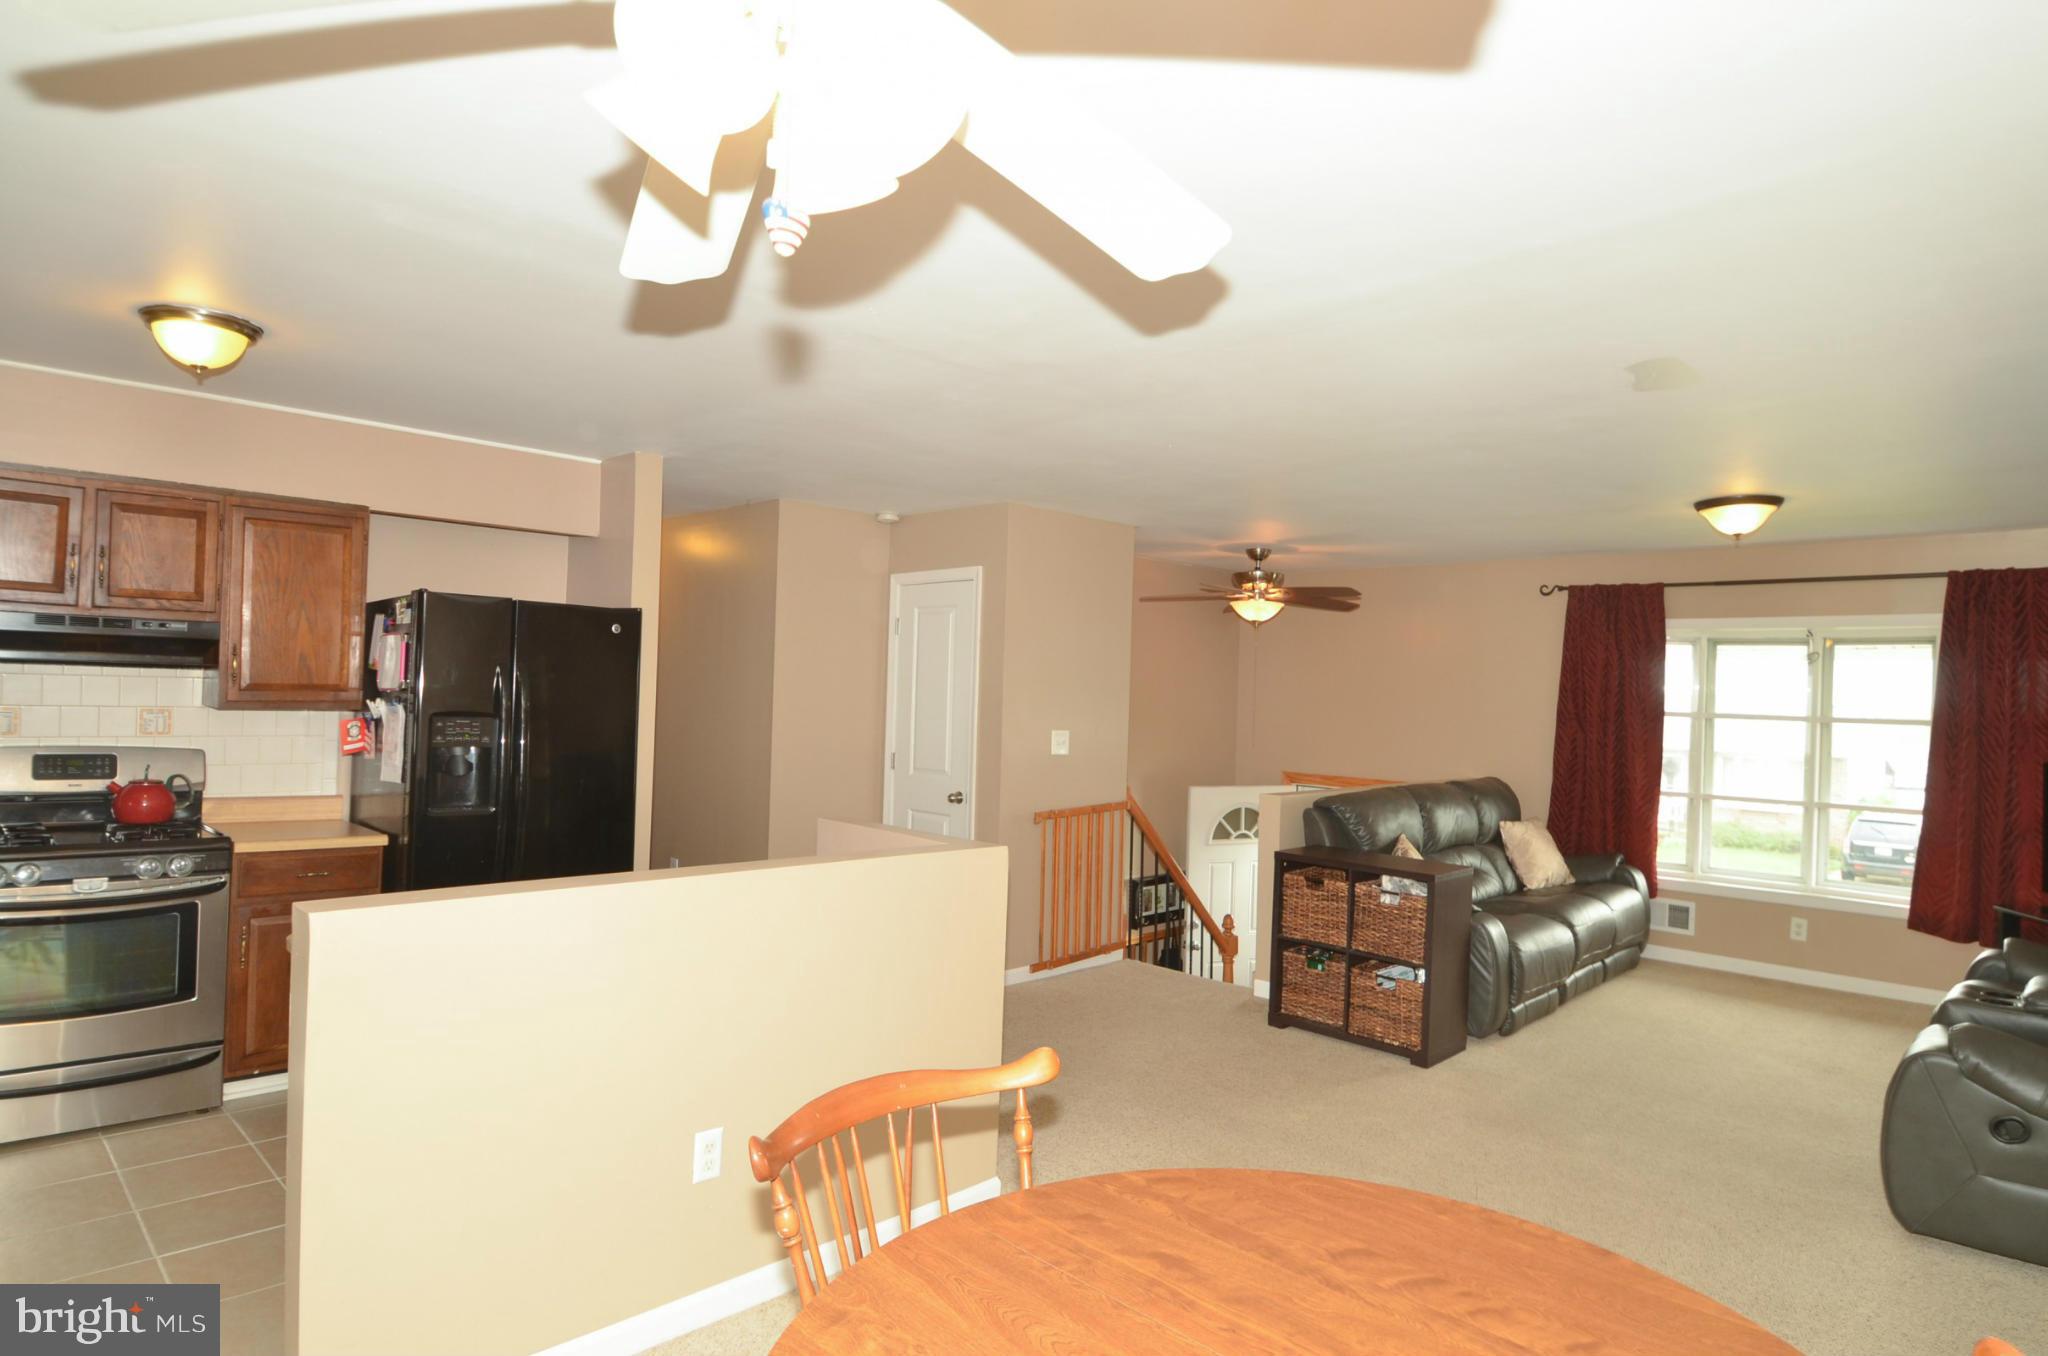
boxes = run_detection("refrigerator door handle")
[510,683,531,876]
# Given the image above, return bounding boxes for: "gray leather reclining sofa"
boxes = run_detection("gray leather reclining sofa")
[1303,778,1649,1037]
[1881,936,2048,1266]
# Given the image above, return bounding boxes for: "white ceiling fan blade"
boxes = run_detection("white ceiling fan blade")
[33,0,588,32]
[587,77,731,200]
[618,161,751,286]
[953,53,1230,281]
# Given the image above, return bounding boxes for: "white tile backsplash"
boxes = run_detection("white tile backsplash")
[0,665,338,797]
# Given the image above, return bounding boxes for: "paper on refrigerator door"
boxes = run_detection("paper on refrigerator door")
[379,703,406,784]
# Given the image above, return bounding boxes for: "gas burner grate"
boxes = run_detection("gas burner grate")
[102,822,205,844]
[0,824,56,848]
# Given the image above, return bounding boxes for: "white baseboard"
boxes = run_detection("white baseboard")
[1252,979,1269,1000]
[224,1073,287,1101]
[535,1175,1001,1355]
[1004,952,1124,986]
[1641,945,1945,1006]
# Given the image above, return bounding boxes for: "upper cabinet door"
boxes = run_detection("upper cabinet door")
[217,497,368,709]
[93,487,222,615]
[0,475,88,607]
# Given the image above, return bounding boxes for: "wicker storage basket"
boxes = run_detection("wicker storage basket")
[1279,946,1346,1026]
[1348,962,1424,1050]
[1280,868,1350,946]
[1352,880,1427,964]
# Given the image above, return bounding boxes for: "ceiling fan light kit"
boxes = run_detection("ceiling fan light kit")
[585,0,1230,287]
[1140,547,1362,628]
[1694,494,1785,541]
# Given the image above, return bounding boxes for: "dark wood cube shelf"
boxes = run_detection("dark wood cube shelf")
[1267,846,1473,1067]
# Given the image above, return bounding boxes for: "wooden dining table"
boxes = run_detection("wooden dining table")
[770,1168,1800,1355]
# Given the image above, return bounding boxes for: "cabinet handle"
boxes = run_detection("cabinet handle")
[238,922,249,970]
[96,544,107,591]
[297,870,331,879]
[65,542,78,591]
[230,651,240,685]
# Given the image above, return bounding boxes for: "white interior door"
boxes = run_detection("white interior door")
[884,570,980,839]
[1186,785,1288,985]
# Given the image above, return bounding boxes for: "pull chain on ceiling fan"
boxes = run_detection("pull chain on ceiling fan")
[1140,547,1361,627]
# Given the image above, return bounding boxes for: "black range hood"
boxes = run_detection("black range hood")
[0,610,219,668]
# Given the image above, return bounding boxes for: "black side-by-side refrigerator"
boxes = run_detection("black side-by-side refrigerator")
[349,590,641,892]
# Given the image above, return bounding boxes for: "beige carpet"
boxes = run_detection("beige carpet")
[657,959,2045,1356]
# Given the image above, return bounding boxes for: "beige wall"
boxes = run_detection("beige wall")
[285,827,1008,1355]
[653,502,780,867]
[1227,525,2048,991]
[886,505,1136,969]
[365,514,570,602]
[994,506,1136,967]
[566,453,664,866]
[0,362,600,535]
[766,503,892,858]
[1127,557,1239,854]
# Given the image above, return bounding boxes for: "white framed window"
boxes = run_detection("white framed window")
[1660,617,1937,906]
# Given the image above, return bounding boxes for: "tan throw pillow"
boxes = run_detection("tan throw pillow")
[1383,833,1427,895]
[1500,820,1575,890]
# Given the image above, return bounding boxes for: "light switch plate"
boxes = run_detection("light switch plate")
[1050,730,1070,756]
[693,1127,723,1183]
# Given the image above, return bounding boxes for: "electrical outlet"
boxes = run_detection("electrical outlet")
[1050,729,1070,756]
[693,1127,723,1183]
[1789,916,1808,943]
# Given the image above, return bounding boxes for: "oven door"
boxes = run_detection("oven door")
[0,878,229,1078]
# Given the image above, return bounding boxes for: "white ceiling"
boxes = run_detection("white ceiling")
[5,0,2046,566]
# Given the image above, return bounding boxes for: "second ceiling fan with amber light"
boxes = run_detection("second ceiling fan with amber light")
[1142,548,1361,628]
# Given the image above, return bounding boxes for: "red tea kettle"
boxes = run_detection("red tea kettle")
[106,766,196,825]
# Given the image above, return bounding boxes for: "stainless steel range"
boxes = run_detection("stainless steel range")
[0,746,231,1145]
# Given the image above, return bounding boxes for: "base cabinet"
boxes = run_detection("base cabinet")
[225,845,383,1081]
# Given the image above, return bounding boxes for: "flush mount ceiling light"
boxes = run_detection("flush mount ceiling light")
[1694,494,1785,541]
[137,303,264,381]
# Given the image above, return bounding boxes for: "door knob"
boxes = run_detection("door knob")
[947,791,965,804]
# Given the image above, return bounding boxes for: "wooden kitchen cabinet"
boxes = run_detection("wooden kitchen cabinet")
[92,486,222,614]
[225,845,383,1081]
[215,496,368,709]
[0,474,87,606]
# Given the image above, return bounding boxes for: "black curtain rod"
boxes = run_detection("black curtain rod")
[1537,571,1949,597]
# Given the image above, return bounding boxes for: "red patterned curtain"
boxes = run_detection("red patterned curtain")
[1547,583,1667,894]
[1909,568,2048,945]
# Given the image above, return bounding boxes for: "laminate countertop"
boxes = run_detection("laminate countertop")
[213,820,388,854]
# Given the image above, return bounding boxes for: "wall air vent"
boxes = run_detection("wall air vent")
[1653,898,1696,936]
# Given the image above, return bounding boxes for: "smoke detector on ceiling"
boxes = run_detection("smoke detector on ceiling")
[1625,357,1701,392]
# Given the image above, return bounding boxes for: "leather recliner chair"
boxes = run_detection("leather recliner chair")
[1303,778,1649,1037]
[1932,938,2048,1041]
[1881,1029,2048,1263]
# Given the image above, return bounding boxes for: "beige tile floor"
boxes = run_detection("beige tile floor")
[0,1092,287,1356]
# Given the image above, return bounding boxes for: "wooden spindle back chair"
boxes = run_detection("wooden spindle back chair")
[746,1045,1060,1304]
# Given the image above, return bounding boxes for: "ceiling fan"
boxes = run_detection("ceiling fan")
[1141,548,1362,628]
[61,0,1232,288]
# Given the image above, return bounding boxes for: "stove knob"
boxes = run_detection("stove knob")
[135,857,166,880]
[9,862,42,887]
[166,855,195,878]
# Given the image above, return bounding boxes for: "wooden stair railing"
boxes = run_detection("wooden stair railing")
[1032,791,1238,983]
[1283,770,1405,789]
